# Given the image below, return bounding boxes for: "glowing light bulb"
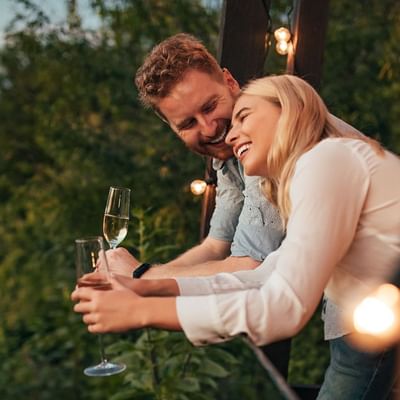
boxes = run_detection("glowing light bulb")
[276,40,289,55]
[376,283,400,306]
[353,296,395,335]
[190,179,207,195]
[347,283,400,352]
[353,283,400,336]
[274,27,291,42]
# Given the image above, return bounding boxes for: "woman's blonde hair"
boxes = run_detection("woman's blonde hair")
[240,74,382,228]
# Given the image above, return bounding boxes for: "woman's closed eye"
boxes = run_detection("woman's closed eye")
[233,107,251,125]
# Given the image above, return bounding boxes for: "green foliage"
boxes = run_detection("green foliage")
[106,331,238,400]
[288,306,329,385]
[1,0,399,399]
[0,1,220,399]
[321,0,400,153]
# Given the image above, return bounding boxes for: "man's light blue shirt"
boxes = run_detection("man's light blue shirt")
[208,157,284,262]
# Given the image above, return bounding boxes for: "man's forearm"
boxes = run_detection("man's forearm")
[167,236,231,268]
[142,255,260,279]
[141,236,230,278]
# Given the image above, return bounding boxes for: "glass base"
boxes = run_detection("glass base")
[84,361,126,377]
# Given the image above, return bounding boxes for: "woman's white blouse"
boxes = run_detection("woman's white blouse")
[175,138,400,346]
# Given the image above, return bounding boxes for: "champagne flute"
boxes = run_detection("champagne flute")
[103,186,131,249]
[75,236,126,377]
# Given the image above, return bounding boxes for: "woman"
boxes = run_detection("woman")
[72,75,400,398]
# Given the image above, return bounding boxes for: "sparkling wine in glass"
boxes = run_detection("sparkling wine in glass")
[103,186,130,249]
[75,236,126,377]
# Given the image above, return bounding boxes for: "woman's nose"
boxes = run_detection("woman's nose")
[225,126,238,145]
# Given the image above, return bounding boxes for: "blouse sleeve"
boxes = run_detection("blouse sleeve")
[176,140,370,346]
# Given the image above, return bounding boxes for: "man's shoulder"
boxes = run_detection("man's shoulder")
[212,157,238,172]
[212,157,244,192]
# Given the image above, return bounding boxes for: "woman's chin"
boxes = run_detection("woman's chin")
[242,162,265,177]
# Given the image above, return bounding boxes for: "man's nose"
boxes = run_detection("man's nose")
[197,115,216,138]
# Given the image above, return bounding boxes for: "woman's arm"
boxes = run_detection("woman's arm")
[175,140,371,346]
[71,275,181,333]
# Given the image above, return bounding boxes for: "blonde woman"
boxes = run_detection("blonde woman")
[72,75,400,399]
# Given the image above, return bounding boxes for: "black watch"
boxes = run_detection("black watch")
[132,262,152,278]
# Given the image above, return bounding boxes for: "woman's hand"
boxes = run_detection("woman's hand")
[71,275,182,333]
[71,275,145,333]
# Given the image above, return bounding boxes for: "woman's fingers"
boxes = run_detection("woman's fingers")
[73,297,93,313]
[87,323,105,334]
[82,312,98,325]
[71,287,95,302]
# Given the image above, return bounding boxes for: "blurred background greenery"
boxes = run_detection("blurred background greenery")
[0,0,398,398]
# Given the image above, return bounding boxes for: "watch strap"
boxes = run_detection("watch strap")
[132,262,152,278]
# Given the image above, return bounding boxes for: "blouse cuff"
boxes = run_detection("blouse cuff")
[176,295,229,346]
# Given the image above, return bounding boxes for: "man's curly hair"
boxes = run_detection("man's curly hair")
[135,33,222,110]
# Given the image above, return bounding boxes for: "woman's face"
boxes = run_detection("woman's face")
[226,94,281,177]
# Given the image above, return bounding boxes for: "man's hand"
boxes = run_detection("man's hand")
[104,247,141,277]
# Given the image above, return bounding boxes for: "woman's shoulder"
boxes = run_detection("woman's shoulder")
[298,138,366,167]
[296,138,397,179]
[311,136,372,152]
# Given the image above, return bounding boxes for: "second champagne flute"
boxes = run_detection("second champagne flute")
[103,186,131,249]
[75,236,126,376]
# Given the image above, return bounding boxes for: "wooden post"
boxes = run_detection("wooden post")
[200,0,271,240]
[199,157,217,239]
[218,0,271,85]
[287,0,330,90]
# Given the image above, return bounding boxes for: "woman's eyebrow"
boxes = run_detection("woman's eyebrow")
[232,107,250,122]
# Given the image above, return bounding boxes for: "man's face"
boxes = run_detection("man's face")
[157,69,240,160]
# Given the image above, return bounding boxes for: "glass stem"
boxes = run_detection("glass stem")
[98,334,107,364]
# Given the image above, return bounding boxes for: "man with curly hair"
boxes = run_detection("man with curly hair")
[106,33,290,377]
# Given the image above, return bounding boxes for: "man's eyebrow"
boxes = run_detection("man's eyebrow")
[201,95,219,109]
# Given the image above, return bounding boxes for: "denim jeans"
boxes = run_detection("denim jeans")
[317,335,397,400]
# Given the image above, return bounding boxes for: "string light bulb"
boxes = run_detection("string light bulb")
[190,179,207,196]
[274,27,291,42]
[276,40,290,55]
[274,27,292,56]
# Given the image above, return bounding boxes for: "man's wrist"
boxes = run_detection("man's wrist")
[132,262,153,279]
